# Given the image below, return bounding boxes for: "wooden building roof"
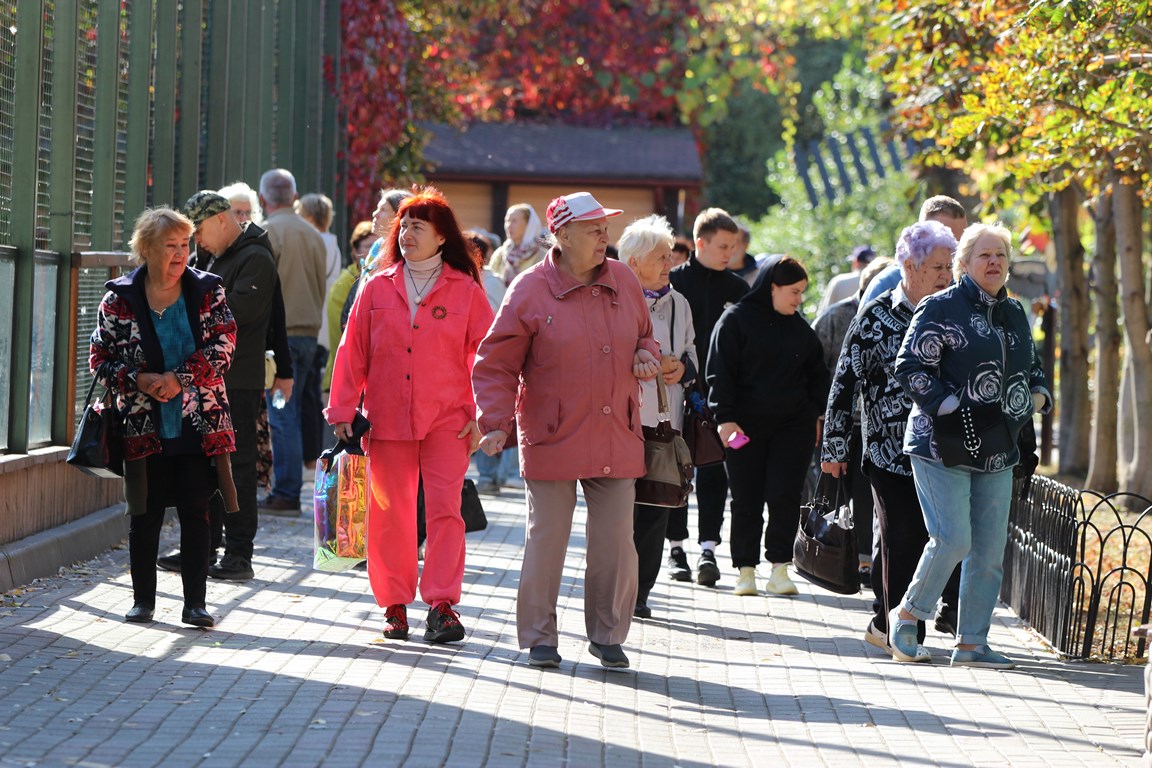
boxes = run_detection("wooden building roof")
[423,122,703,186]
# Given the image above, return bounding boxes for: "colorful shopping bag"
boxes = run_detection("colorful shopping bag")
[313,452,368,572]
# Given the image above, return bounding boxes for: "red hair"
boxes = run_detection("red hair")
[382,186,481,282]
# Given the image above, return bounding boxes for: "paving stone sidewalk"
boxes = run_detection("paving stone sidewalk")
[0,482,1144,767]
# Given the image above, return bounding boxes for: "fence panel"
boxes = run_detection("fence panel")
[1004,474,1152,661]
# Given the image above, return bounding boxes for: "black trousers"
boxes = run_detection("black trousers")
[210,388,260,560]
[633,503,674,605]
[129,453,215,609]
[671,462,727,545]
[727,417,816,567]
[301,345,329,464]
[867,463,929,641]
[846,424,875,558]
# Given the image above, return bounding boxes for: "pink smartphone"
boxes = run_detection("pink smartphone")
[728,433,749,450]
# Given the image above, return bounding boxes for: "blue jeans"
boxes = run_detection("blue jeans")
[900,455,1014,647]
[267,335,317,502]
[474,444,517,484]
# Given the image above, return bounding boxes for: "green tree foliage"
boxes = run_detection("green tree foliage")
[870,0,1152,199]
[704,34,855,219]
[749,64,918,300]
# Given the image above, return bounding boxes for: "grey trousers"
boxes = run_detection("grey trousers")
[518,477,638,649]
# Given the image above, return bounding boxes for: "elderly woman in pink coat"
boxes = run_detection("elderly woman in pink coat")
[473,192,661,670]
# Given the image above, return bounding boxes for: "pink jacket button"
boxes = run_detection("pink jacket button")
[602,406,611,414]
[601,345,610,353]
[602,466,611,474]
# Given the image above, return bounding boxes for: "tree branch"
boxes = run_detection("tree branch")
[1047,99,1152,142]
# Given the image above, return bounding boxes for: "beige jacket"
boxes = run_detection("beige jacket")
[264,208,328,337]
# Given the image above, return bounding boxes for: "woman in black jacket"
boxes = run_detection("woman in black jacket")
[706,256,830,597]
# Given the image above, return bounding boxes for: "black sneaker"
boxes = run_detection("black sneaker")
[634,603,652,619]
[934,607,958,637]
[528,645,561,668]
[666,546,692,582]
[157,552,182,572]
[383,604,409,640]
[157,551,217,572]
[208,554,254,581]
[588,641,629,668]
[696,549,720,587]
[424,602,465,644]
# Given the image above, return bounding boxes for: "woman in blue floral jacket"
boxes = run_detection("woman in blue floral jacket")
[90,207,237,628]
[890,222,1051,669]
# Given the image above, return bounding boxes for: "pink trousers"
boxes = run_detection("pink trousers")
[365,430,469,607]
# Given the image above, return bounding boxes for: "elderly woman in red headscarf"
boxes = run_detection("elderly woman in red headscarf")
[326,187,494,645]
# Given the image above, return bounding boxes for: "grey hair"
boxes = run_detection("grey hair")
[380,188,411,213]
[259,168,297,207]
[296,192,334,231]
[954,222,1013,281]
[895,219,957,272]
[617,214,675,265]
[218,181,263,224]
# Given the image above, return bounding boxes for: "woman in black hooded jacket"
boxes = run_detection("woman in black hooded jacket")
[706,255,830,597]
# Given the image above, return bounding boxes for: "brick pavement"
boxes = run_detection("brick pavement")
[0,480,1144,767]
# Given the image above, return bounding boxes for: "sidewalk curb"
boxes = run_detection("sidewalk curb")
[0,504,128,592]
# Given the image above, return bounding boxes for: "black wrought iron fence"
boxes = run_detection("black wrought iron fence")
[1003,474,1152,661]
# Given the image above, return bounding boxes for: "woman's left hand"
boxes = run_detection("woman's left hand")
[458,420,482,454]
[144,371,182,402]
[633,349,659,381]
[660,355,685,385]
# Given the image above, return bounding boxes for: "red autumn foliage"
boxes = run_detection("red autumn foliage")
[337,1,699,220]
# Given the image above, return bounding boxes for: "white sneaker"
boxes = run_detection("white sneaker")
[733,566,758,596]
[764,563,799,596]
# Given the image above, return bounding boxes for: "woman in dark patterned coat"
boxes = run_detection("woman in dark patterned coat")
[820,221,955,661]
[890,222,1051,669]
[90,207,237,628]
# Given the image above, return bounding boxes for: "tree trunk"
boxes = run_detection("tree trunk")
[1085,190,1120,492]
[1114,175,1152,499]
[1049,184,1092,477]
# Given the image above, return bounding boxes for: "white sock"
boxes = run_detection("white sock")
[671,540,686,550]
[700,541,718,554]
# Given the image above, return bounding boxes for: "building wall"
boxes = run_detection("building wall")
[432,180,659,244]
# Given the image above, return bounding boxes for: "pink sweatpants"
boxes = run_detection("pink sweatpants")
[365,430,470,607]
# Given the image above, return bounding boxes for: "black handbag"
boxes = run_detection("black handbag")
[67,378,124,479]
[683,386,727,468]
[933,403,1013,467]
[460,479,488,533]
[636,378,694,508]
[667,299,725,468]
[792,473,858,595]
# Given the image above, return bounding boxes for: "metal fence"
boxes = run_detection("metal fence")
[1003,474,1152,661]
[0,0,344,455]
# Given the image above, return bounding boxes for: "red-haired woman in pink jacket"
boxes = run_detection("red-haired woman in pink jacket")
[326,187,494,644]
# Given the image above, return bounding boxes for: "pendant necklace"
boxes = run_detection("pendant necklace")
[409,265,441,305]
